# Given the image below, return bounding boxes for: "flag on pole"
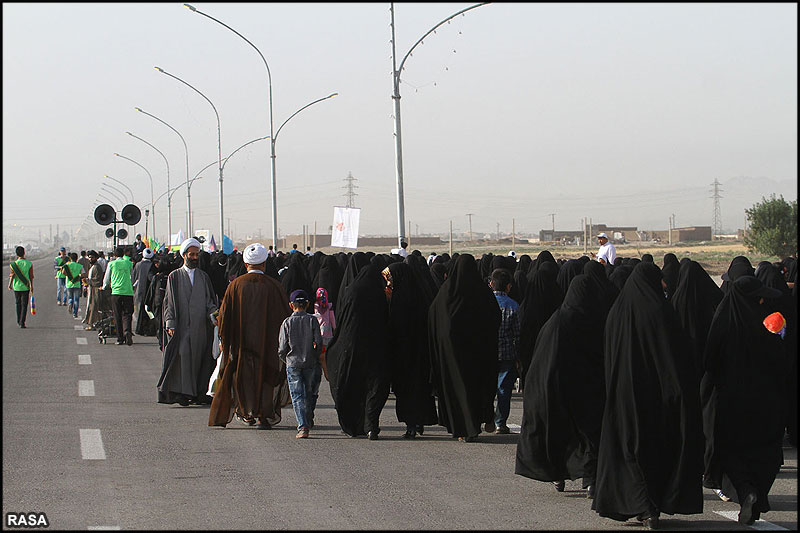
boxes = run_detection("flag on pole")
[331,206,360,249]
[170,230,184,247]
[208,235,217,252]
[223,235,234,254]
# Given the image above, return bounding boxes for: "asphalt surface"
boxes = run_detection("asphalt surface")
[2,257,797,530]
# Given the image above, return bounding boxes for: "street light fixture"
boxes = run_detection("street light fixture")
[125,132,172,243]
[104,175,135,203]
[114,152,155,239]
[154,66,223,244]
[183,4,336,251]
[135,107,190,239]
[101,184,128,205]
[389,2,488,247]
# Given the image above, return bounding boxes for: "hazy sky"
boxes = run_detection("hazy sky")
[3,2,797,244]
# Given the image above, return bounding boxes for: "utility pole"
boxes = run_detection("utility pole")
[496,222,500,242]
[449,220,453,256]
[549,213,556,241]
[710,179,723,240]
[466,213,474,242]
[408,220,411,246]
[668,215,673,245]
[512,218,515,250]
[313,221,317,250]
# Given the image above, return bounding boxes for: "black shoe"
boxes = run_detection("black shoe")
[416,425,424,435]
[177,397,191,407]
[19,324,26,329]
[115,340,125,345]
[126,334,133,346]
[587,485,595,499]
[643,515,659,530]
[368,430,380,440]
[738,492,757,525]
[403,428,416,439]
[552,480,565,492]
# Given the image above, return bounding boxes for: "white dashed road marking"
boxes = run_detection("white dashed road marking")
[75,325,84,330]
[78,354,92,365]
[79,429,106,460]
[714,511,788,530]
[78,380,95,396]
[76,337,88,345]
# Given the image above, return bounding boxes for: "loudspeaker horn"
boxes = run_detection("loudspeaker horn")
[197,235,206,243]
[94,204,116,226]
[117,228,128,240]
[121,204,141,225]
[105,228,115,238]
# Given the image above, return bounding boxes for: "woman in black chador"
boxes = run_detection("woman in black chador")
[592,263,703,529]
[428,254,500,442]
[326,264,390,439]
[515,275,605,497]
[518,261,562,386]
[701,275,786,525]
[385,262,437,438]
[671,260,723,380]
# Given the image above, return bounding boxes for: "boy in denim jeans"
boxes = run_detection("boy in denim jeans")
[278,289,323,439]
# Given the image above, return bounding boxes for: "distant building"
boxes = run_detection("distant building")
[647,226,712,243]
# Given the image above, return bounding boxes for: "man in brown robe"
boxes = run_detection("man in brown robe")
[209,243,291,429]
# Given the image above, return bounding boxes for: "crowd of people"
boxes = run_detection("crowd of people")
[8,231,797,529]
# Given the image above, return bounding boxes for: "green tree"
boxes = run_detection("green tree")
[744,194,797,258]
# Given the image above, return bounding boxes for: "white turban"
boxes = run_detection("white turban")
[180,238,201,256]
[243,243,268,265]
[143,248,154,259]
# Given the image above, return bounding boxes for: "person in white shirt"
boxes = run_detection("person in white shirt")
[427,252,437,266]
[591,233,617,265]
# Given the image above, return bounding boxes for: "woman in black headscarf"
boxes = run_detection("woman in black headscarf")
[608,264,633,292]
[514,255,533,303]
[326,264,390,439]
[385,262,438,438]
[338,252,370,304]
[518,261,563,385]
[516,275,605,497]
[592,263,703,528]
[404,253,438,306]
[720,256,754,293]
[479,253,494,283]
[641,253,654,263]
[672,260,723,380]
[225,250,246,284]
[701,276,786,525]
[145,254,180,351]
[662,253,680,299]
[280,252,312,299]
[207,251,229,301]
[556,259,583,295]
[313,255,344,310]
[306,251,325,285]
[755,260,797,448]
[428,254,500,441]
[583,260,619,320]
[528,250,557,278]
[430,262,447,289]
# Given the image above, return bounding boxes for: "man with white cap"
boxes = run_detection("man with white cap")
[591,233,617,265]
[133,248,156,336]
[157,238,219,406]
[209,243,292,428]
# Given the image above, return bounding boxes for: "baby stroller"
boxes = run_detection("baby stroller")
[93,289,116,344]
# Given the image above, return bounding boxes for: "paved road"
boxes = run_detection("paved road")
[3,257,797,530]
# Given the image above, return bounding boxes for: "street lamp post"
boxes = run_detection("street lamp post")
[184,5,336,252]
[101,186,126,206]
[155,66,223,245]
[114,153,155,239]
[125,132,172,244]
[135,107,190,240]
[389,2,488,247]
[104,175,135,204]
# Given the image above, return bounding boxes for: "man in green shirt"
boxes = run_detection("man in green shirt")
[63,252,84,318]
[8,246,34,328]
[103,246,135,345]
[54,247,67,305]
